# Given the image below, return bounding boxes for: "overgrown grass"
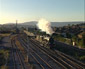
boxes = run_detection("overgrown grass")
[0,34,10,37]
[0,33,10,42]
[0,50,9,69]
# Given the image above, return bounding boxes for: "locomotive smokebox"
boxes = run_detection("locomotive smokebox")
[51,33,56,37]
[49,33,56,44]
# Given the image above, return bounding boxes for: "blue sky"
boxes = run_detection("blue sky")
[0,0,84,24]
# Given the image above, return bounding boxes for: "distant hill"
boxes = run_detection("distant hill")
[20,21,84,27]
[20,21,37,26]
[1,21,85,27]
[51,22,85,27]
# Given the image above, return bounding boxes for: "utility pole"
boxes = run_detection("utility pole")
[16,20,19,34]
[16,20,18,29]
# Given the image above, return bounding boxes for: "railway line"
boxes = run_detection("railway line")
[54,49,85,67]
[20,34,85,69]
[32,38,85,68]
[11,40,17,69]
[18,36,71,69]
[17,34,85,69]
[18,38,55,69]
[29,44,66,69]
[29,39,74,69]
[31,38,85,69]
[19,39,45,69]
[11,37,27,69]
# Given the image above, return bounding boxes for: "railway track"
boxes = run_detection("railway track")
[29,44,66,69]
[29,39,74,69]
[11,37,26,69]
[11,40,17,69]
[33,39,85,67]
[54,50,85,68]
[18,35,85,69]
[30,52,45,69]
[19,37,71,69]
[31,39,85,69]
[18,38,54,69]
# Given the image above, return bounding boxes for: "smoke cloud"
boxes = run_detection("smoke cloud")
[37,19,54,35]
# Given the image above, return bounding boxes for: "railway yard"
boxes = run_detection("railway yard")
[0,0,85,69]
[0,33,85,69]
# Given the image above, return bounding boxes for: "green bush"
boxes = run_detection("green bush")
[79,56,85,61]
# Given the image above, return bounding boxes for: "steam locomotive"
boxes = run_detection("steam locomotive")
[24,30,56,49]
[36,33,56,49]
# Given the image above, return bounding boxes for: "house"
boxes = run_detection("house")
[78,32,85,39]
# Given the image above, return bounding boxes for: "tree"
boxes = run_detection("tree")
[82,34,85,47]
[66,33,71,38]
[72,36,77,42]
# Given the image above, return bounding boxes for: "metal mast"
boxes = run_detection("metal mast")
[16,20,17,28]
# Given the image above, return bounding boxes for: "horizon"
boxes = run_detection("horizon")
[0,0,84,24]
[0,21,84,25]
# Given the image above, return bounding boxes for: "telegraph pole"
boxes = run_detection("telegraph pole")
[16,20,17,29]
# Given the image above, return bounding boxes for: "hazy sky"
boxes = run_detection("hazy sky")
[0,0,84,24]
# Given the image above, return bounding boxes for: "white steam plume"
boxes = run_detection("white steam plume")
[37,19,54,35]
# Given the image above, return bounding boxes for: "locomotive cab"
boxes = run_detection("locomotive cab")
[48,33,56,49]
